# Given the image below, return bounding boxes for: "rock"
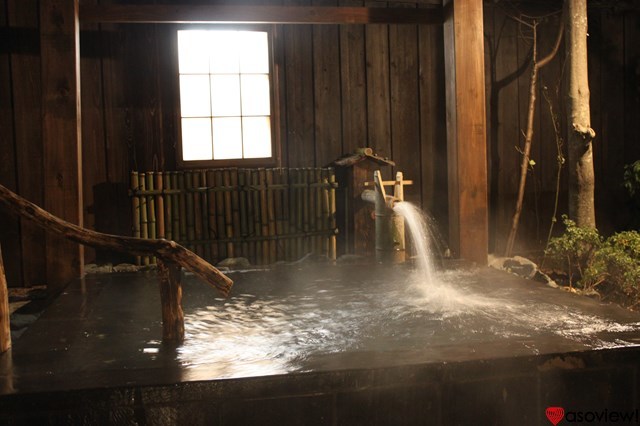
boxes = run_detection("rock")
[217,257,251,269]
[84,263,113,274]
[113,263,140,273]
[503,256,537,279]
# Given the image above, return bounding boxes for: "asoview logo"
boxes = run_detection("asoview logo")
[545,406,639,424]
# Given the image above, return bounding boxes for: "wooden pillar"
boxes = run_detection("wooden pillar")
[157,260,185,344]
[40,0,84,289]
[442,0,488,264]
[0,244,10,353]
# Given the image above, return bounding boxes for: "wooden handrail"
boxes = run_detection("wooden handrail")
[0,183,234,344]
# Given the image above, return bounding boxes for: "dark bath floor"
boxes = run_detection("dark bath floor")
[2,263,640,396]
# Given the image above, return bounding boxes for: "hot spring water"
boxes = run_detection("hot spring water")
[172,202,640,379]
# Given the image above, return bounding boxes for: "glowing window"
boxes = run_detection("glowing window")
[177,29,272,162]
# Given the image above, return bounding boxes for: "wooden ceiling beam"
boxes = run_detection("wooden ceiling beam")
[80,5,443,25]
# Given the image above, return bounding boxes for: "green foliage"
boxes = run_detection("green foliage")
[544,215,602,288]
[545,217,640,304]
[623,161,640,201]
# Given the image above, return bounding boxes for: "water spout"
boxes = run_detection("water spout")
[393,201,437,286]
[361,171,408,264]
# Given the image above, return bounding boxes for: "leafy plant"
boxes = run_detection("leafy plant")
[545,218,640,307]
[623,161,640,202]
[544,215,602,288]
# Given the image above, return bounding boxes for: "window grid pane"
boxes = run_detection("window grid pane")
[178,29,272,162]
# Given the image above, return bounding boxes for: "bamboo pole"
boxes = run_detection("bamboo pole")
[230,169,242,259]
[185,170,195,253]
[238,169,250,262]
[282,168,292,261]
[139,173,149,265]
[147,173,157,264]
[252,169,263,264]
[294,169,303,259]
[214,169,227,260]
[0,244,10,353]
[329,170,337,260]
[321,175,330,257]
[302,168,310,256]
[171,172,181,241]
[314,168,323,255]
[178,172,187,244]
[155,172,165,240]
[258,168,271,265]
[131,171,142,265]
[200,170,211,262]
[244,169,256,264]
[163,172,172,241]
[206,170,219,264]
[273,169,284,261]
[223,169,234,258]
[265,168,276,263]
[192,171,203,258]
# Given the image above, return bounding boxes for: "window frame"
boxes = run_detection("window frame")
[175,24,281,169]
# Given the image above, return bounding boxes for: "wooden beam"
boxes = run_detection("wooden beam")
[40,0,84,290]
[443,0,488,264]
[80,5,442,25]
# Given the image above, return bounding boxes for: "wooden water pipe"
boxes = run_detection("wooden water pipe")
[361,171,413,264]
[0,184,233,349]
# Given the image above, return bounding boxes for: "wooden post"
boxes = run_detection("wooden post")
[157,259,184,344]
[41,0,84,289]
[0,244,11,353]
[443,0,488,264]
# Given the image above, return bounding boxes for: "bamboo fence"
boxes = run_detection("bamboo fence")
[130,168,337,266]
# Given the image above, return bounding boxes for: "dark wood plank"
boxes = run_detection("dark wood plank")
[80,0,108,264]
[418,20,447,231]
[0,0,22,287]
[80,4,443,25]
[101,22,131,189]
[313,0,342,166]
[339,0,367,154]
[389,5,420,204]
[40,0,84,289]
[598,10,626,230]
[283,18,315,167]
[443,0,488,263]
[8,0,46,287]
[624,12,640,166]
[365,2,391,174]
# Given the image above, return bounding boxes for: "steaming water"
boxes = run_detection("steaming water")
[174,265,640,380]
[170,203,640,380]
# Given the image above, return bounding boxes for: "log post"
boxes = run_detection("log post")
[0,244,10,353]
[157,259,184,343]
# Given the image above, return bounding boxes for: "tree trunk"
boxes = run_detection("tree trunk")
[564,0,596,228]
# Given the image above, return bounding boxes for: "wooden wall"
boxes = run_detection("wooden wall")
[1,0,639,287]
[1,0,447,287]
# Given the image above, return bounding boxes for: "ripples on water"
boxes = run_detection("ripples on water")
[175,266,640,378]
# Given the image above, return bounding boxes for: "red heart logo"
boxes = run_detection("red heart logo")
[546,406,565,425]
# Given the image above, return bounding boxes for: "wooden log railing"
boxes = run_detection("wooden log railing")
[0,183,233,349]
